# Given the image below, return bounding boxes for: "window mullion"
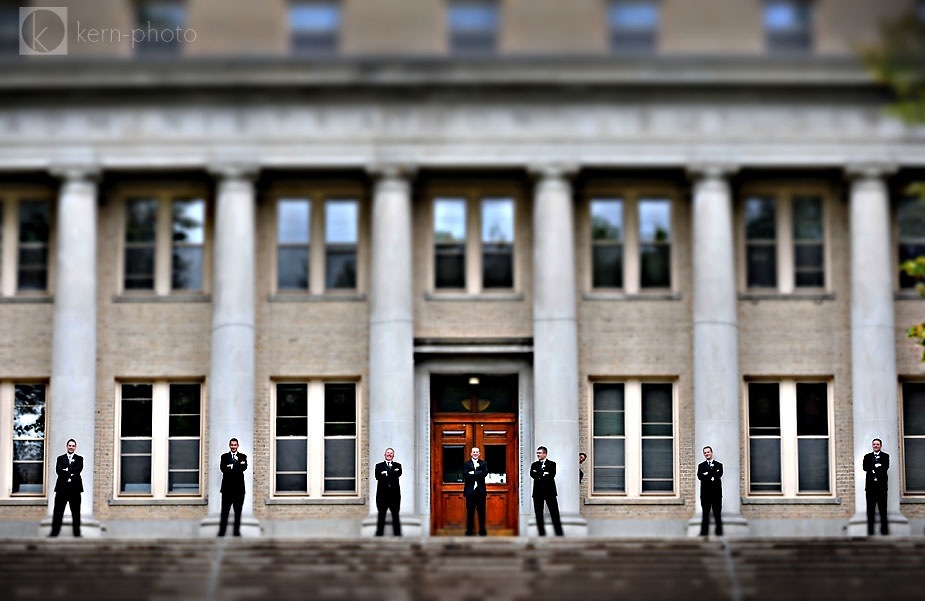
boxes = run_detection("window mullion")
[0,383,11,498]
[625,197,640,294]
[155,197,172,295]
[308,381,325,497]
[467,196,481,294]
[778,195,794,294]
[151,383,170,498]
[310,198,325,294]
[780,380,798,496]
[1,200,18,295]
[625,381,642,497]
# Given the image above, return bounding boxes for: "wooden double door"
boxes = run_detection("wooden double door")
[431,415,519,536]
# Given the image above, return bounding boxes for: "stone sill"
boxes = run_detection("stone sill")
[742,496,841,505]
[268,293,366,303]
[108,498,208,506]
[0,296,53,304]
[739,292,835,303]
[425,292,524,302]
[0,498,48,506]
[895,293,925,301]
[900,497,925,504]
[584,496,684,506]
[583,292,681,301]
[112,294,211,303]
[265,497,366,506]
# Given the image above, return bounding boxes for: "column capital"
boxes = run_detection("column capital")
[528,162,579,181]
[208,158,260,181]
[49,161,101,182]
[367,163,417,181]
[686,163,739,181]
[845,161,897,181]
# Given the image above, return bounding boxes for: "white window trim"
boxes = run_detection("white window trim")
[0,381,48,499]
[114,380,204,499]
[270,183,366,296]
[0,187,56,297]
[900,379,925,497]
[589,378,679,499]
[744,378,835,498]
[738,184,831,294]
[115,183,211,297]
[428,182,521,296]
[270,379,360,499]
[582,183,677,295]
[893,194,925,293]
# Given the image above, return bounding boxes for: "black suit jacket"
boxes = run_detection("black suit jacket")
[530,459,558,499]
[463,459,488,498]
[697,460,723,499]
[374,461,402,501]
[54,453,84,493]
[220,451,248,495]
[863,451,890,492]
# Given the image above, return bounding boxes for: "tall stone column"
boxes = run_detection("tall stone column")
[531,164,586,536]
[42,164,102,537]
[201,163,260,536]
[846,165,908,536]
[362,166,419,536]
[689,165,747,536]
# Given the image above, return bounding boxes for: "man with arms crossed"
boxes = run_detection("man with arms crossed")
[697,445,723,537]
[463,447,488,536]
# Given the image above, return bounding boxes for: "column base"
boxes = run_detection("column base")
[527,513,588,537]
[39,515,103,538]
[687,513,749,538]
[845,511,910,537]
[200,514,262,537]
[361,514,424,537]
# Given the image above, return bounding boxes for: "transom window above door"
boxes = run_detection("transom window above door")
[431,374,518,414]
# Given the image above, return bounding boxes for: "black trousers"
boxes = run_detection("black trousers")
[50,490,81,536]
[866,489,889,535]
[218,492,244,536]
[465,493,487,535]
[375,496,402,536]
[700,495,723,536]
[533,496,563,536]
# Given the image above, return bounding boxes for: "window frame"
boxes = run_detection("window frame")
[427,182,522,296]
[900,380,925,497]
[269,182,366,296]
[607,0,660,55]
[737,184,831,295]
[133,0,187,58]
[447,0,500,57]
[113,379,205,499]
[288,0,341,57]
[582,182,677,295]
[0,381,49,500]
[763,0,814,55]
[588,378,679,499]
[115,182,211,297]
[743,377,835,498]
[894,193,925,292]
[0,186,56,297]
[270,379,361,499]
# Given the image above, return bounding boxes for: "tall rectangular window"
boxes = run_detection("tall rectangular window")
[2,192,54,296]
[434,198,467,289]
[901,382,925,495]
[17,200,51,292]
[592,380,676,497]
[277,198,311,290]
[897,196,925,289]
[792,196,824,288]
[289,1,341,56]
[120,188,209,296]
[117,381,202,497]
[272,381,358,497]
[608,0,659,54]
[745,197,778,288]
[1,383,48,498]
[325,200,358,289]
[764,0,813,54]
[134,1,186,57]
[0,6,18,56]
[638,199,671,288]
[448,0,499,56]
[590,200,623,288]
[481,198,514,289]
[746,379,832,496]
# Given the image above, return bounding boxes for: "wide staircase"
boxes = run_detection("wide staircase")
[0,537,922,601]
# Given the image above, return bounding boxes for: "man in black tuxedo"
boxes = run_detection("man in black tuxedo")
[697,445,723,536]
[463,447,488,536]
[863,438,890,535]
[374,447,402,536]
[530,446,563,536]
[218,437,247,537]
[49,438,83,537]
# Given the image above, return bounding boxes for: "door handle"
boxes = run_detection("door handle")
[442,430,465,436]
[483,430,507,435]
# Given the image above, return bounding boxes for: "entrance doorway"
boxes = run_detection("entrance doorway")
[430,374,519,536]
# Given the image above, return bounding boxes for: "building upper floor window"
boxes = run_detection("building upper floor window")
[119,185,209,296]
[1,382,47,499]
[763,0,812,54]
[274,188,361,294]
[272,380,358,497]
[0,5,18,56]
[1,190,54,296]
[448,0,499,56]
[741,186,827,293]
[919,0,925,23]
[746,379,832,497]
[607,0,659,54]
[116,381,203,498]
[432,186,517,294]
[134,0,186,57]
[591,380,677,497]
[289,1,341,56]
[896,195,925,290]
[901,381,925,495]
[586,187,674,293]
